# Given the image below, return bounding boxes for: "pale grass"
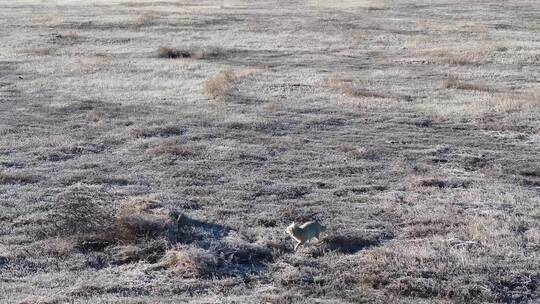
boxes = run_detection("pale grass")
[407,40,494,65]
[420,86,539,128]
[204,68,260,99]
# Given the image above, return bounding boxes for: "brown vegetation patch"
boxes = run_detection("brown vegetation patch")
[487,88,540,114]
[204,68,259,99]
[442,76,492,92]
[421,44,492,65]
[129,125,186,138]
[114,197,181,242]
[156,247,219,278]
[45,184,114,238]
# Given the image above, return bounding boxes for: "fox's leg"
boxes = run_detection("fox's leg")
[294,241,304,251]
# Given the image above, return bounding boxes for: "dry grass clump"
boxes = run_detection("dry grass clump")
[46,184,114,238]
[204,68,258,99]
[327,77,393,99]
[486,87,540,114]
[442,76,492,92]
[157,246,219,278]
[422,86,539,131]
[410,42,493,65]
[114,197,181,242]
[47,189,182,245]
[129,124,186,138]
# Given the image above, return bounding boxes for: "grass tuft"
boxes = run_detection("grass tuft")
[442,76,492,92]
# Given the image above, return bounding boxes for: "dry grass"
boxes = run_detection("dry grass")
[326,77,393,99]
[2,0,540,303]
[114,197,180,242]
[410,42,494,65]
[45,184,114,238]
[442,76,492,92]
[487,88,540,114]
[129,125,186,138]
[423,86,539,131]
[204,68,259,99]
[157,247,219,278]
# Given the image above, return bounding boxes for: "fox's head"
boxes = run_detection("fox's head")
[285,222,297,234]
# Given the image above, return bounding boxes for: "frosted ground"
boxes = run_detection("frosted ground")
[0,0,539,303]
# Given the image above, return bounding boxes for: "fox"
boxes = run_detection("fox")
[286,221,326,251]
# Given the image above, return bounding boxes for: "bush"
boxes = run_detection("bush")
[47,184,114,237]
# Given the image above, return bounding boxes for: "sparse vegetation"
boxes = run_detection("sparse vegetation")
[1,0,539,303]
[442,76,492,92]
